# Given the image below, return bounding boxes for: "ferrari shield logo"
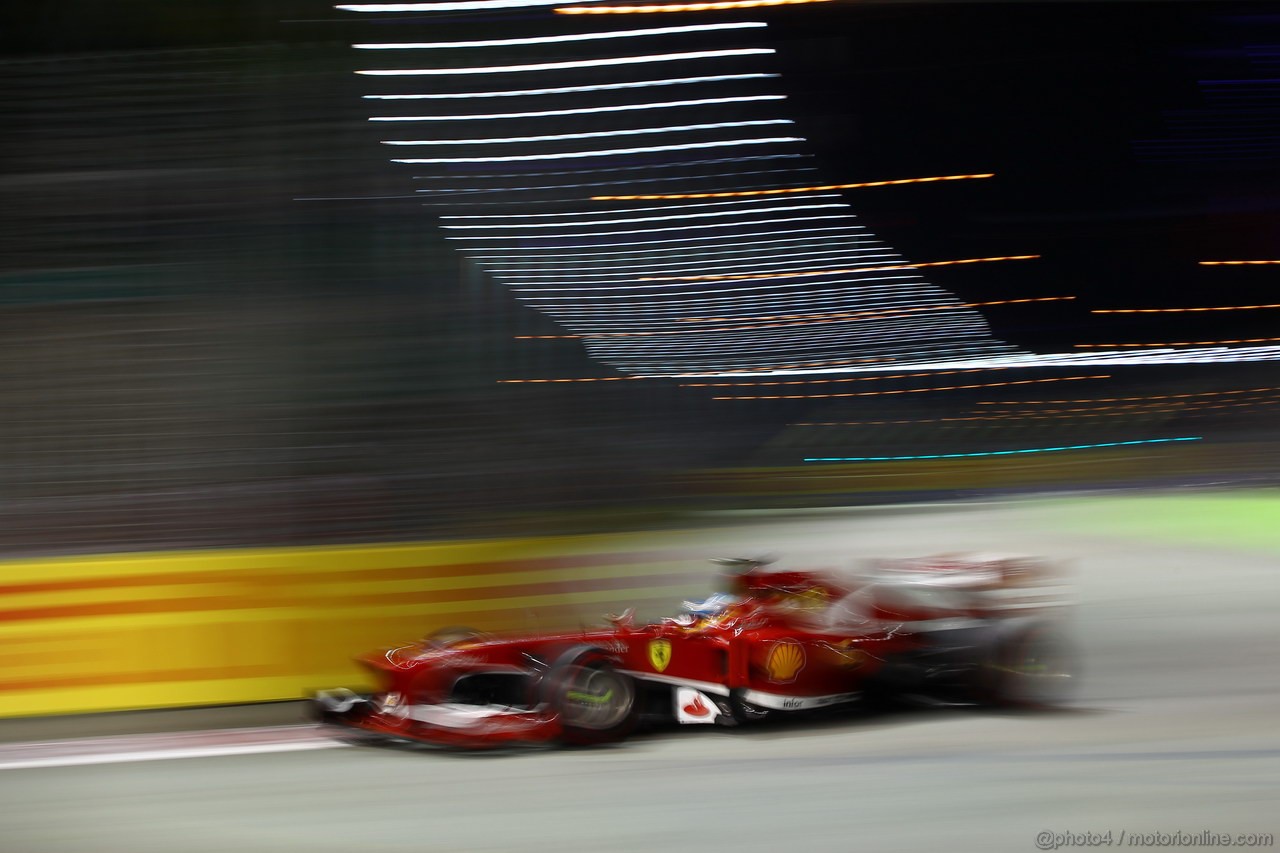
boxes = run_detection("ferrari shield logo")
[648,639,672,672]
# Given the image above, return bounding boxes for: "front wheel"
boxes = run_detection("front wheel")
[540,647,636,745]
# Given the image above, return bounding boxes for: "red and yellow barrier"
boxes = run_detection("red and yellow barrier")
[0,532,712,718]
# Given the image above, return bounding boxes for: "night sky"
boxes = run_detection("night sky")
[1,1,1277,550]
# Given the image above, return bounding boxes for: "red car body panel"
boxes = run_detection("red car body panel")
[311,554,1073,748]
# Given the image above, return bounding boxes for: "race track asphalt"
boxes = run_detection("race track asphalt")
[2,494,1277,853]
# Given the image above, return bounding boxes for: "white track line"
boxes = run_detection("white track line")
[0,725,346,771]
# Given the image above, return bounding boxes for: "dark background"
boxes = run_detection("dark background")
[2,1,1277,553]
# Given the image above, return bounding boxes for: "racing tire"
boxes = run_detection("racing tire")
[982,618,1078,709]
[539,646,637,746]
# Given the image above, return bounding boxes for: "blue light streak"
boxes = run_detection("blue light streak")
[803,437,1203,463]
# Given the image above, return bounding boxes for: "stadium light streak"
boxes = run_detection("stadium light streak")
[585,316,992,349]
[440,203,846,230]
[522,281,964,313]
[364,74,780,99]
[516,275,925,302]
[680,296,1074,323]
[415,169,818,198]
[639,254,1040,281]
[382,119,793,146]
[412,152,810,174]
[582,296,1072,335]
[593,173,995,200]
[442,193,839,220]
[494,253,902,284]
[341,0,612,12]
[486,247,888,276]
[1075,336,1280,349]
[391,136,803,163]
[449,212,852,240]
[495,376,647,384]
[354,21,765,50]
[1198,260,1280,265]
[978,386,1280,406]
[679,367,1004,387]
[356,49,774,76]
[1093,303,1280,313]
[802,437,1203,463]
[371,95,786,122]
[713,375,1109,400]
[557,0,832,13]
[790,402,1280,424]
[464,226,865,257]
[514,305,962,337]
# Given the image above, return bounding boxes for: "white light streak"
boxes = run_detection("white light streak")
[339,0,608,11]
[515,273,924,299]
[486,248,894,277]
[445,212,852,239]
[363,73,778,99]
[356,49,774,76]
[443,202,848,230]
[382,119,792,146]
[442,197,841,224]
[460,224,865,253]
[371,95,785,122]
[391,136,803,163]
[412,154,809,179]
[473,237,859,264]
[442,193,837,219]
[354,21,764,49]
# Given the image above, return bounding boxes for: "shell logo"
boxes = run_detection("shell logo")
[766,640,806,683]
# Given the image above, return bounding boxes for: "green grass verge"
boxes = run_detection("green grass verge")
[1044,490,1280,554]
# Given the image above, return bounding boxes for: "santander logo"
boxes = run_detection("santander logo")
[682,694,711,717]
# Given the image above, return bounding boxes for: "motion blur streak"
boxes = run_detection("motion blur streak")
[370,95,786,122]
[978,386,1280,405]
[557,0,833,13]
[638,255,1041,281]
[363,74,779,98]
[592,173,996,200]
[712,375,1110,400]
[1076,337,1280,348]
[339,0,607,11]
[1198,259,1280,265]
[802,436,1203,462]
[392,138,805,163]
[353,22,765,50]
[1093,303,1280,313]
[382,120,794,146]
[355,49,775,76]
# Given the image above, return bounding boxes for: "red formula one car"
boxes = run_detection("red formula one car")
[311,555,1076,749]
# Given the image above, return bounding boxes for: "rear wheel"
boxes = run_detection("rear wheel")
[984,620,1078,708]
[540,647,636,745]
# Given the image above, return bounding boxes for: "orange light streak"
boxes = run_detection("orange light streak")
[1075,337,1280,349]
[1198,260,1280,266]
[712,374,1108,401]
[977,386,1280,405]
[592,173,994,201]
[557,0,832,14]
[1093,303,1280,314]
[681,367,1003,388]
[514,297,1073,340]
[639,255,1039,282]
